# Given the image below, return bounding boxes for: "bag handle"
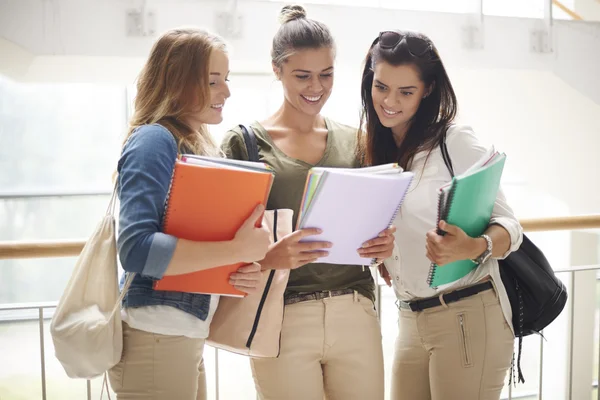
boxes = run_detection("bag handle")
[239,124,260,162]
[440,133,454,178]
[106,177,136,317]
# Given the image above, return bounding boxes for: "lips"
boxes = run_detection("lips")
[381,106,400,116]
[301,94,323,104]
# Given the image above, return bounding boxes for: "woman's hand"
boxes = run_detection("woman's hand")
[358,226,397,263]
[259,228,332,270]
[230,262,262,294]
[233,205,272,263]
[377,263,392,287]
[425,220,487,266]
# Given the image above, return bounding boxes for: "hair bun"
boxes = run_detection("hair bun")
[279,5,307,24]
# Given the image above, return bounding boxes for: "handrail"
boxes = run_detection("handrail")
[1,215,600,261]
[552,0,584,20]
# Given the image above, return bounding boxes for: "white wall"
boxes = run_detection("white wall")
[2,0,600,216]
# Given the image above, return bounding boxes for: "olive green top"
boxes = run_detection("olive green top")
[221,118,375,301]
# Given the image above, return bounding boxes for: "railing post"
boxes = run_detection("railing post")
[38,308,47,400]
[539,333,544,399]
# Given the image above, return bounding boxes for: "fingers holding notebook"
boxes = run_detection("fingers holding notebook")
[425,221,474,266]
[229,262,263,294]
[259,228,332,270]
[358,226,396,261]
[233,204,272,263]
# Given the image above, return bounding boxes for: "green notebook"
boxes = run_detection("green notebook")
[427,152,506,288]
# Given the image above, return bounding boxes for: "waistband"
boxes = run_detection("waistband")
[284,288,355,306]
[398,280,494,312]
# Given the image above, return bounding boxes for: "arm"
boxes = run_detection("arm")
[425,126,523,265]
[117,126,269,279]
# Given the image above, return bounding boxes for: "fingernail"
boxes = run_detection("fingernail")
[317,229,323,234]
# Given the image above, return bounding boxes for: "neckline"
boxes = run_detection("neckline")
[252,118,333,168]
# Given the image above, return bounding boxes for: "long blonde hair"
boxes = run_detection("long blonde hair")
[126,27,226,155]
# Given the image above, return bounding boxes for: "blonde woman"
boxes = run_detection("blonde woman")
[222,6,394,400]
[108,27,271,399]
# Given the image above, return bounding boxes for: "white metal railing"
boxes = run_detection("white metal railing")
[2,263,599,400]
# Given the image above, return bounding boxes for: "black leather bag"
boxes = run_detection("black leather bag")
[440,138,568,383]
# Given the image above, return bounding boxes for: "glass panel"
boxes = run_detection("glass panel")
[0,75,126,192]
[216,349,256,399]
[483,0,545,18]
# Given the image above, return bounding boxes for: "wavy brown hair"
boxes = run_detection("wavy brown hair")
[357,30,457,170]
[125,27,226,155]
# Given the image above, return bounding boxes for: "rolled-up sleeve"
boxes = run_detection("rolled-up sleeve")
[446,125,524,259]
[116,125,179,279]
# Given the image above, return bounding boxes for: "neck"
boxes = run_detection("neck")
[271,99,324,133]
[391,121,411,147]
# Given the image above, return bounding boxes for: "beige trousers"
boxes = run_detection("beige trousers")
[391,286,514,400]
[250,293,385,400]
[108,322,207,400]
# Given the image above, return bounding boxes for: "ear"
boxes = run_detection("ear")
[423,81,435,99]
[272,63,281,80]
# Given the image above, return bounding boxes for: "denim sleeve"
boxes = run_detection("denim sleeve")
[117,124,178,279]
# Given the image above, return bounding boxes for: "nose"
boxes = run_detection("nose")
[309,75,323,92]
[223,83,231,99]
[383,92,399,107]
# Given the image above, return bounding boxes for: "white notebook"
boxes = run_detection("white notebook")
[297,167,414,265]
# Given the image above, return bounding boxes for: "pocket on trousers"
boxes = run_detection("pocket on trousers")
[456,313,473,368]
[358,296,378,318]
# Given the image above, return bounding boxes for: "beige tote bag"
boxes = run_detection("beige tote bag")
[207,208,293,358]
[50,186,134,379]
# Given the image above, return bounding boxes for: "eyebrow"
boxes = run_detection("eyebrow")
[292,66,334,73]
[374,79,417,90]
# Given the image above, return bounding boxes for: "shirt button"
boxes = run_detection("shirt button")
[396,276,400,281]
[395,256,399,260]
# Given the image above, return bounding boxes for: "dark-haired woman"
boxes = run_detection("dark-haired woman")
[358,30,523,400]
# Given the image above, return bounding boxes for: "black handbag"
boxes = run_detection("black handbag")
[440,137,568,384]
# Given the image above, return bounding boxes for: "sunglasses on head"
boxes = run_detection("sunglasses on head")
[378,31,432,57]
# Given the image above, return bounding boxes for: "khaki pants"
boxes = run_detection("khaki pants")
[108,322,207,400]
[391,287,514,400]
[250,293,384,400]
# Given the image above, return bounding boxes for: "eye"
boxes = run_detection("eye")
[320,73,333,78]
[374,84,387,91]
[209,81,217,86]
[295,75,310,80]
[401,91,414,96]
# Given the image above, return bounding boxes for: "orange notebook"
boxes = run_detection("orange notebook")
[153,158,274,296]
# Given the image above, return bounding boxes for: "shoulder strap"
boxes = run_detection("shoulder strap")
[440,133,455,178]
[239,124,259,162]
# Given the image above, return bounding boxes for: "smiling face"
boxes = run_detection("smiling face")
[371,61,430,136]
[186,48,231,128]
[276,47,335,116]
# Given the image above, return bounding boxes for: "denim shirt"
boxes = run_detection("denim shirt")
[117,124,211,320]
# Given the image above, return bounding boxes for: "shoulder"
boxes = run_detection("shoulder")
[445,124,478,148]
[327,118,358,138]
[125,124,178,156]
[221,124,250,160]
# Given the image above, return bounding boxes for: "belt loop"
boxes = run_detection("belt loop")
[353,290,358,302]
[438,293,449,308]
[328,290,332,299]
[488,278,499,299]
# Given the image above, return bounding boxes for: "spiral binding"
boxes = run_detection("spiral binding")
[426,178,458,287]
[371,174,414,265]
[160,160,180,230]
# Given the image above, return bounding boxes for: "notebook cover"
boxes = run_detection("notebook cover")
[153,160,273,296]
[298,170,413,265]
[429,154,506,287]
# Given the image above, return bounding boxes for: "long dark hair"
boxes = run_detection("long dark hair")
[357,30,458,170]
